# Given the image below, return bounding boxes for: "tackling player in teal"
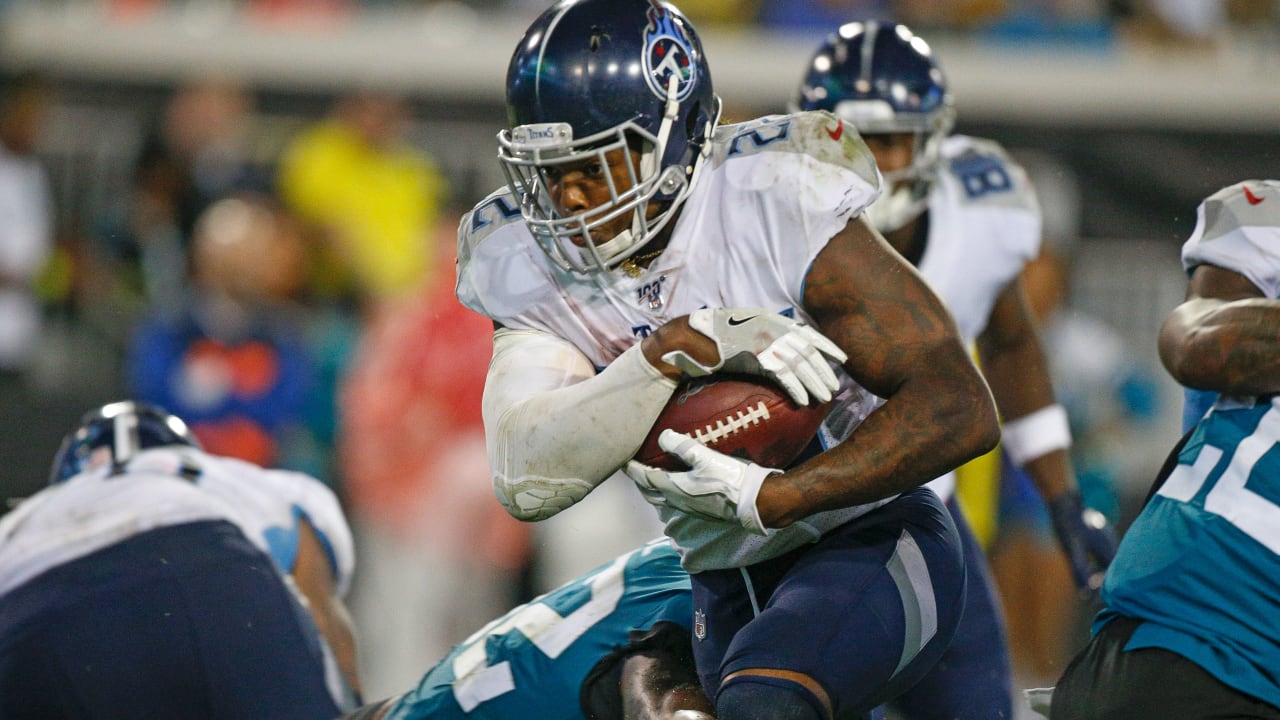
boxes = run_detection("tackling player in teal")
[1050,180,1280,719]
[344,538,712,720]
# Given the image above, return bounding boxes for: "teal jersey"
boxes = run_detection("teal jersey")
[385,539,691,720]
[1100,397,1280,707]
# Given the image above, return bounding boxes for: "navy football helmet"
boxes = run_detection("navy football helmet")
[793,21,954,232]
[499,0,722,274]
[49,401,201,484]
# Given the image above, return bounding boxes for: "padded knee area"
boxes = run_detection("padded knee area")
[717,675,826,720]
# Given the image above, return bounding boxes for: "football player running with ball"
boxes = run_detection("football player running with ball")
[791,21,1116,719]
[458,1,1001,718]
[1049,180,1280,720]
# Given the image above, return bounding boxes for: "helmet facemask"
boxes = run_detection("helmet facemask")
[835,97,954,233]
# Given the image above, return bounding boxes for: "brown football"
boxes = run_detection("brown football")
[635,374,831,471]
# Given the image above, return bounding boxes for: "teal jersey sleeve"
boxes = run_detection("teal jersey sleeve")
[386,540,691,720]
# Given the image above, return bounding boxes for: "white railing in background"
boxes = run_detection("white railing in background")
[3,2,1280,130]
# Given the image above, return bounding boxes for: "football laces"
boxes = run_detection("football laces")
[690,401,771,447]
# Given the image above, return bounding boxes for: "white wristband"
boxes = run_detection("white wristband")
[1001,404,1071,466]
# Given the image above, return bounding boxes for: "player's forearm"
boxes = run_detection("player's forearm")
[1018,448,1074,502]
[979,331,1074,499]
[978,315,1058,424]
[1159,297,1280,395]
[486,343,678,521]
[757,345,1000,527]
[322,598,362,695]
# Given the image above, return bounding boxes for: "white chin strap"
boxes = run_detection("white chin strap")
[592,212,644,266]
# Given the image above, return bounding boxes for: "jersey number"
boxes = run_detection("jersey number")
[449,555,627,711]
[727,121,792,157]
[951,154,1012,199]
[1160,405,1280,555]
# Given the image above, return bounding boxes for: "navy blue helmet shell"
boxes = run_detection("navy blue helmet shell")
[793,21,953,135]
[499,0,722,274]
[49,401,201,484]
[505,0,715,158]
[792,21,954,233]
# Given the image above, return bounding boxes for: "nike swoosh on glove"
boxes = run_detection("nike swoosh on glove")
[625,429,780,535]
[660,308,847,406]
[1047,490,1117,590]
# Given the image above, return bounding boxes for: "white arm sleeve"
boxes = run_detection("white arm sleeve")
[482,328,678,521]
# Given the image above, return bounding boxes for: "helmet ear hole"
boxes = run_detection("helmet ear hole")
[684,101,701,140]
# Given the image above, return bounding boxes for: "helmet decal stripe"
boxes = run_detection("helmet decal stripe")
[113,411,140,468]
[859,21,880,88]
[533,2,577,108]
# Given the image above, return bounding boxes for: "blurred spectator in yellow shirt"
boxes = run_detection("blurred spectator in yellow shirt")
[276,91,448,309]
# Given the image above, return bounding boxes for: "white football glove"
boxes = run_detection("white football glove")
[625,429,780,535]
[660,308,847,406]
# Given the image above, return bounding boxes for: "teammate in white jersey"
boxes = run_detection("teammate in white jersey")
[459,1,1001,718]
[792,22,1116,718]
[1050,180,1280,719]
[0,401,358,718]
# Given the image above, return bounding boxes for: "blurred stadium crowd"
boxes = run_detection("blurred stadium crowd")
[1,0,1277,712]
[0,0,1270,41]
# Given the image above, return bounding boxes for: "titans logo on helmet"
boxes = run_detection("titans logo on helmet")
[642,3,695,101]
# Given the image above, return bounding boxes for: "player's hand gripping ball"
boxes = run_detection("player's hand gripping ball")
[635,374,832,471]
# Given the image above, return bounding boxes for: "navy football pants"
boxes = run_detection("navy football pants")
[885,497,1013,719]
[690,488,968,720]
[0,520,340,720]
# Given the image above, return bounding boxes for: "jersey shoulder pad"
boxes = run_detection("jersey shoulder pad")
[940,135,1039,214]
[710,111,879,189]
[1182,179,1280,297]
[460,186,525,251]
[456,186,547,320]
[1194,179,1280,243]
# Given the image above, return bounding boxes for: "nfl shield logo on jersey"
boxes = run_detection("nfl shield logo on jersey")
[694,609,706,641]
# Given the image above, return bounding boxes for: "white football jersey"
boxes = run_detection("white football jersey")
[915,135,1042,501]
[458,111,894,572]
[1181,179,1280,299]
[0,448,355,598]
[919,136,1041,342]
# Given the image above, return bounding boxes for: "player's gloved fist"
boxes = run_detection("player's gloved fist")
[625,429,779,535]
[1047,490,1117,590]
[660,308,847,406]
